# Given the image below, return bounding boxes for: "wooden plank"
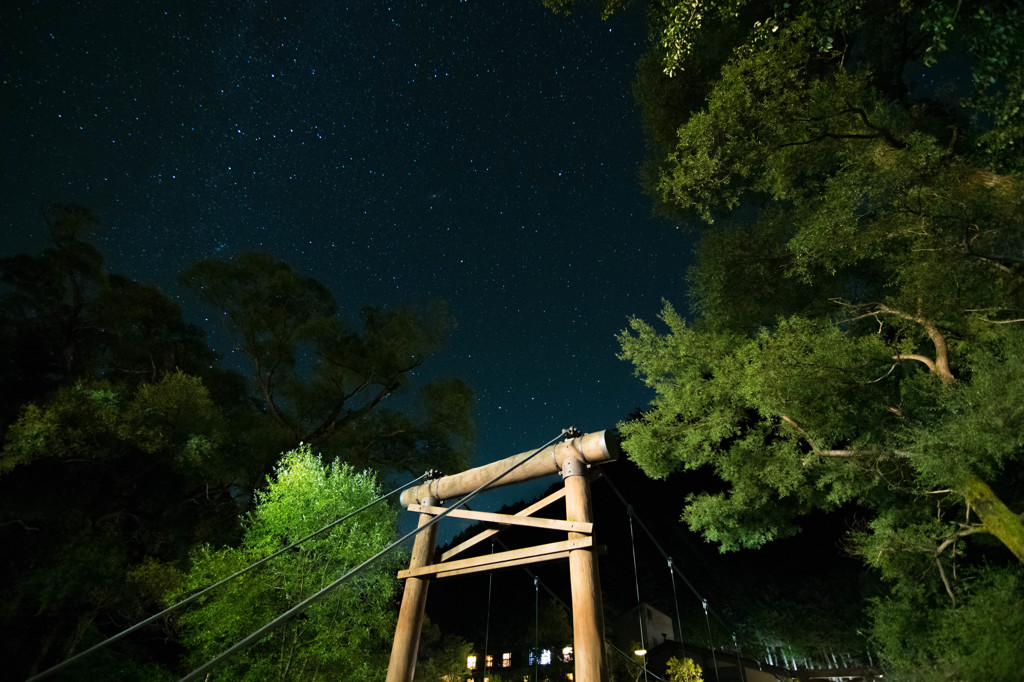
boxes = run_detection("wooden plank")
[440,488,567,562]
[408,504,592,535]
[398,537,592,580]
[433,550,573,579]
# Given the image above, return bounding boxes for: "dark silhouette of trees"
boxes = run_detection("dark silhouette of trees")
[1,210,475,679]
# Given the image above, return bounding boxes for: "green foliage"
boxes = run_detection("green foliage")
[0,375,239,679]
[173,445,400,681]
[618,303,906,550]
[542,0,631,19]
[2,223,476,677]
[869,564,1024,681]
[615,0,1024,673]
[666,656,704,682]
[2,372,223,474]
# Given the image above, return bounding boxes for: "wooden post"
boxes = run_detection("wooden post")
[563,458,609,682]
[386,498,439,682]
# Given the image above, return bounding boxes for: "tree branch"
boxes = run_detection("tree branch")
[834,299,955,384]
[935,555,957,607]
[780,415,855,458]
[894,353,936,372]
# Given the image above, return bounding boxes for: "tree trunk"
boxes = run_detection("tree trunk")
[963,474,1024,563]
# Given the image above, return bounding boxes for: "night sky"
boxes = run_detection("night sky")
[2,1,692,519]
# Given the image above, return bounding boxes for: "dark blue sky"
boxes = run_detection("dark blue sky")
[2,1,693,519]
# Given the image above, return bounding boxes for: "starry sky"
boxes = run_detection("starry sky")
[2,1,692,515]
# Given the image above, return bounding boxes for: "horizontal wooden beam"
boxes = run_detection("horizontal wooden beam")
[433,550,574,579]
[401,430,619,507]
[440,488,566,562]
[398,537,593,580]
[409,504,592,535]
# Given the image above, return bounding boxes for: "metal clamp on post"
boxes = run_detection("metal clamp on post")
[562,456,586,479]
[553,427,582,473]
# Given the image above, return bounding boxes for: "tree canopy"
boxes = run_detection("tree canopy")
[173,446,400,682]
[583,0,1024,677]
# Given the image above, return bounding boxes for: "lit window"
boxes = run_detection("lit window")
[467,655,477,670]
[485,654,493,668]
[540,649,552,665]
[502,652,511,668]
[562,646,573,662]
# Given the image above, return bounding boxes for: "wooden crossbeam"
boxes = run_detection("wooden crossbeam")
[408,504,592,535]
[433,550,574,579]
[440,488,567,562]
[398,537,592,580]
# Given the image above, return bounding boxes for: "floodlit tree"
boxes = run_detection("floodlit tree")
[665,656,704,682]
[173,445,400,681]
[549,0,1024,676]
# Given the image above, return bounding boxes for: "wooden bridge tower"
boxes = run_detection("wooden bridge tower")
[385,429,619,682]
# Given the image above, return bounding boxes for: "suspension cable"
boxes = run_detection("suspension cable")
[627,509,649,681]
[733,633,746,682]
[603,474,743,667]
[484,541,494,670]
[25,468,435,682]
[534,575,540,682]
[606,641,667,682]
[602,476,704,603]
[703,599,721,682]
[178,429,570,682]
[668,558,685,660]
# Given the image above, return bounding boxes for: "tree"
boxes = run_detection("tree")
[0,372,238,679]
[596,0,1024,676]
[412,620,473,682]
[181,253,474,477]
[172,445,400,681]
[0,204,106,421]
[0,204,224,426]
[666,656,704,682]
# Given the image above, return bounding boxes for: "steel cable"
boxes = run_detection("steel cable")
[177,429,570,682]
[25,469,434,682]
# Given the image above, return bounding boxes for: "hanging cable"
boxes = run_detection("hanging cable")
[178,429,570,682]
[627,509,649,682]
[603,476,737,634]
[606,642,667,682]
[668,558,685,660]
[534,575,540,682]
[25,468,436,682]
[483,541,494,672]
[733,633,746,682]
[703,599,720,682]
[602,477,704,602]
[605,474,755,679]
